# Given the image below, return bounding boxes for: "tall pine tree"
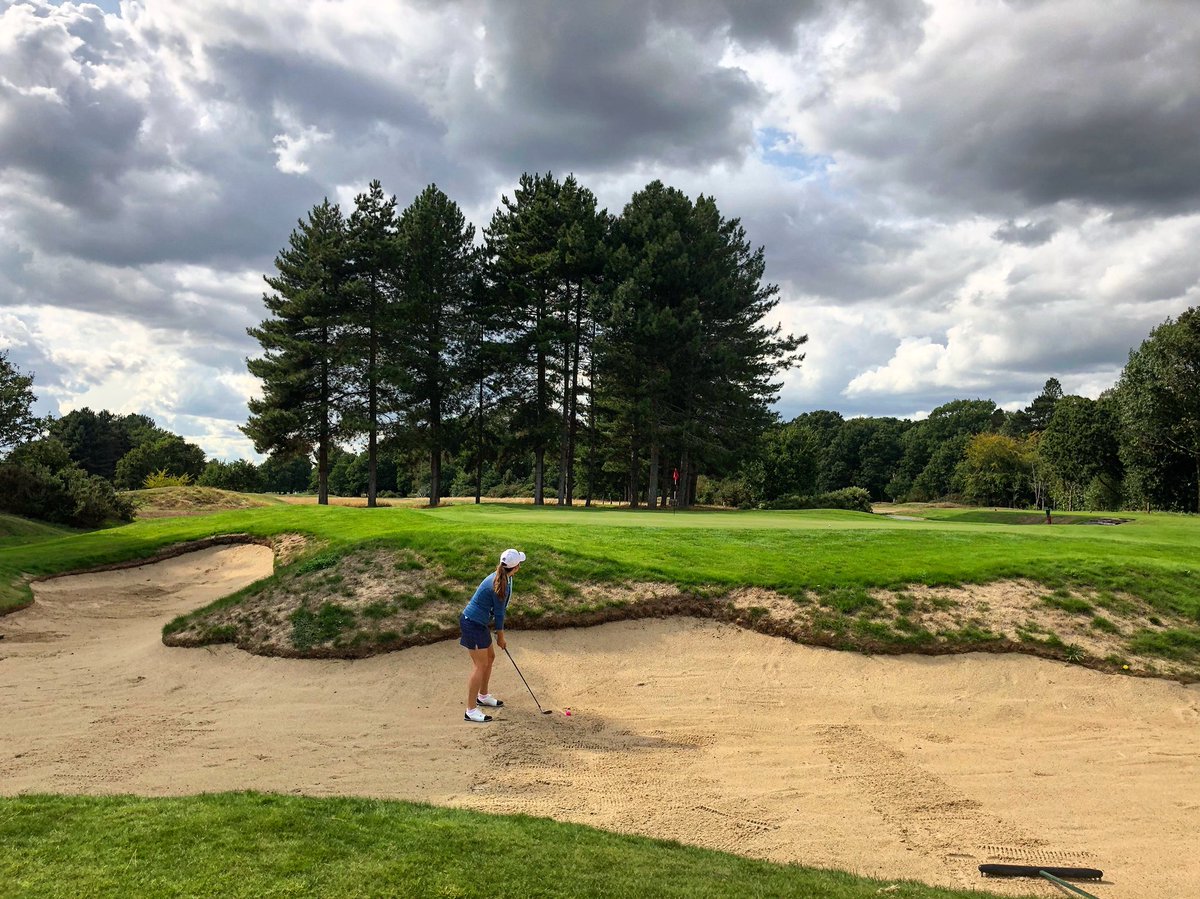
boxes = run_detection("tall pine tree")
[346,180,400,507]
[599,182,805,508]
[393,185,477,507]
[244,200,352,504]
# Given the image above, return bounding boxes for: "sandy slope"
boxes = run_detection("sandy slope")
[2,546,1197,898]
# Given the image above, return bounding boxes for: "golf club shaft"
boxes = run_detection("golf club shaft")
[503,646,546,711]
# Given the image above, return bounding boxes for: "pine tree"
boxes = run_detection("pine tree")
[599,182,805,508]
[602,181,693,508]
[677,194,805,506]
[485,172,601,505]
[554,177,608,505]
[346,181,400,508]
[243,200,352,504]
[393,185,477,507]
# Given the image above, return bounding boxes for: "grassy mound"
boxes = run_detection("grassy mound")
[0,512,71,546]
[0,792,1007,899]
[162,541,1200,680]
[127,487,288,518]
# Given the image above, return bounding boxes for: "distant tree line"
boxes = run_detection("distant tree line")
[709,307,1200,513]
[242,173,805,508]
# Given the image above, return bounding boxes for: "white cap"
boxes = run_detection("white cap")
[500,548,526,568]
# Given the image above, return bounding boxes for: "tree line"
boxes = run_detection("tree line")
[242,173,805,508]
[719,307,1200,513]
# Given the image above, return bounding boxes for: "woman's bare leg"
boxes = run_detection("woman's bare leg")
[466,647,490,710]
[479,644,496,697]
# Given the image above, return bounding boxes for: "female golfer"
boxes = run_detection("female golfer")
[460,548,526,722]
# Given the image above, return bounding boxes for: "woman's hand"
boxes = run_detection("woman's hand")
[496,630,507,650]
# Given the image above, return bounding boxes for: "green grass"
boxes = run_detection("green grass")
[3,502,1199,625]
[1041,591,1095,615]
[0,512,73,547]
[1127,628,1200,661]
[0,793,1019,899]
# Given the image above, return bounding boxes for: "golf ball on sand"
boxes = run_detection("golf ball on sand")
[564,709,572,716]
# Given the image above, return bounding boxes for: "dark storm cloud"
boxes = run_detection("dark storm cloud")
[458,2,763,172]
[461,0,926,174]
[690,0,926,56]
[1,252,262,352]
[0,4,161,217]
[822,1,1200,216]
[992,218,1058,246]
[0,3,481,272]
[206,45,440,141]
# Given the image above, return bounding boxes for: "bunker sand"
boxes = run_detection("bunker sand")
[2,546,1197,898]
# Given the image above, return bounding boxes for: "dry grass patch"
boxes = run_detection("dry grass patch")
[165,547,463,656]
[129,487,280,518]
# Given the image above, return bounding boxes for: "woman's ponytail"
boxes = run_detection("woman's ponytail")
[492,563,510,601]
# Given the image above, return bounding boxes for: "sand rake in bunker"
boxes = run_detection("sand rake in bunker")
[502,646,555,715]
[979,864,1104,898]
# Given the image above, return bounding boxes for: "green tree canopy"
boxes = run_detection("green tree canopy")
[0,351,42,456]
[1117,307,1200,512]
[1040,394,1122,510]
[47,409,164,480]
[1026,377,1063,432]
[114,435,207,489]
[958,432,1031,507]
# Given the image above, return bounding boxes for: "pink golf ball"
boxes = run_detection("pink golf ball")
[564,709,572,716]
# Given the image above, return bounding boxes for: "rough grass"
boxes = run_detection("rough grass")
[0,792,1022,899]
[160,543,1200,680]
[127,487,288,518]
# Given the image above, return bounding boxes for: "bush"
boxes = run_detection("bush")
[143,469,194,488]
[0,461,134,527]
[760,486,873,513]
[114,435,206,489]
[198,459,262,493]
[695,476,753,508]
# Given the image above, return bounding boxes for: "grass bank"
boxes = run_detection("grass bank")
[0,512,74,547]
[0,792,1021,899]
[3,498,1199,676]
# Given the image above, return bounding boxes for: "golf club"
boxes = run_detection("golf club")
[503,646,553,714]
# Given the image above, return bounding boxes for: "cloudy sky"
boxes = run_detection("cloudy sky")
[2,0,1198,460]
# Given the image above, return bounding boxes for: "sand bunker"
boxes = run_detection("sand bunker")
[3,547,1198,898]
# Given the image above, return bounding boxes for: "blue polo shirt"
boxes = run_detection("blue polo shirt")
[462,573,513,631]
